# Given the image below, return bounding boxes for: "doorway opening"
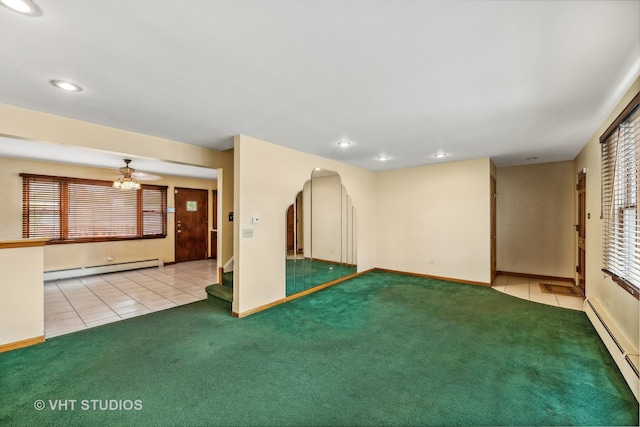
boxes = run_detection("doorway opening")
[576,171,586,296]
[490,176,497,282]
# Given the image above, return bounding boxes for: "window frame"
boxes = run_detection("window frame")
[21,173,168,244]
[600,93,640,300]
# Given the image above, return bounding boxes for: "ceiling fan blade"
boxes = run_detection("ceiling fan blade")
[131,171,162,181]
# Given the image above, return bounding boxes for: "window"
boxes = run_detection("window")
[21,174,167,243]
[601,93,640,299]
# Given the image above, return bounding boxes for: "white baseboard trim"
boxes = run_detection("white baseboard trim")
[44,258,164,281]
[585,298,639,402]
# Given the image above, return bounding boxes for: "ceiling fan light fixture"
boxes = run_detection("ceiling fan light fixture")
[113,159,141,190]
[0,0,41,16]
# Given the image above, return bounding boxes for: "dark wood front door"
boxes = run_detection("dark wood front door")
[175,187,208,262]
[576,172,586,295]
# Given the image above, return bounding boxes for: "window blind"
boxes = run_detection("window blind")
[142,186,167,236]
[22,175,61,239]
[601,94,640,298]
[21,174,167,243]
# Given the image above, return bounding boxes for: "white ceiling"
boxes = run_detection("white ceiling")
[0,0,639,174]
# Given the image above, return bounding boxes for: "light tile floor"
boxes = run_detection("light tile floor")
[492,274,585,311]
[44,259,217,338]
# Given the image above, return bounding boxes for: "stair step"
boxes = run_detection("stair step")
[205,284,233,310]
[206,284,233,301]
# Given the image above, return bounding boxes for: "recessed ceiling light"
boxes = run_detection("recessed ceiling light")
[50,80,83,92]
[526,156,539,161]
[0,0,41,16]
[376,155,390,161]
[433,153,448,158]
[336,139,352,148]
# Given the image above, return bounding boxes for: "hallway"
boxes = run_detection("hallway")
[492,274,584,311]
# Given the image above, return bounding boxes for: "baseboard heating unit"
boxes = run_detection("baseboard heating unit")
[44,258,164,281]
[584,298,639,401]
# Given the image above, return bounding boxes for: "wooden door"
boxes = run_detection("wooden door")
[286,204,294,252]
[175,188,208,262]
[576,172,586,295]
[490,177,497,281]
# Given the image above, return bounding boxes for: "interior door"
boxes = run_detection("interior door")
[490,177,497,282]
[576,172,586,295]
[286,204,294,252]
[175,187,208,262]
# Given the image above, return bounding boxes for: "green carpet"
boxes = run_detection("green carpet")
[1,270,637,426]
[286,258,357,296]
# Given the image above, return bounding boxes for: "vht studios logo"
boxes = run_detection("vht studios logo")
[34,399,143,411]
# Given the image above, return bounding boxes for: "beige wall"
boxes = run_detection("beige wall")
[234,135,377,314]
[0,103,234,267]
[0,104,223,168]
[217,159,234,268]
[310,173,343,263]
[0,244,45,346]
[496,161,575,278]
[375,158,492,284]
[0,157,217,270]
[574,76,640,351]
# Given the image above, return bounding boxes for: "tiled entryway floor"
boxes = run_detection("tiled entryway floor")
[492,274,585,311]
[44,259,217,338]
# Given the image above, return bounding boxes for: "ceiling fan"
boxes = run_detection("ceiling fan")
[113,159,161,189]
[131,170,161,181]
